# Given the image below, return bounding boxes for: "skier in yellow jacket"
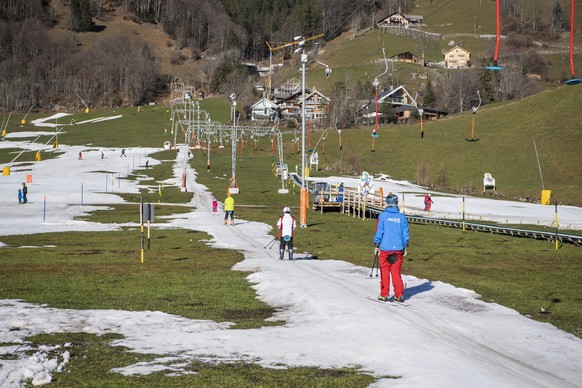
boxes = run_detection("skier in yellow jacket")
[224,193,235,225]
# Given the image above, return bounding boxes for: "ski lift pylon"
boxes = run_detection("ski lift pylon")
[566,0,582,85]
[486,0,504,71]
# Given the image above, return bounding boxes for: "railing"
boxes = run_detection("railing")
[315,187,582,246]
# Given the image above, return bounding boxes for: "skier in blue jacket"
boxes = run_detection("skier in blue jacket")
[373,193,409,302]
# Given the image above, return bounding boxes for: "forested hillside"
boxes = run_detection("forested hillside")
[0,0,578,115]
[0,0,415,111]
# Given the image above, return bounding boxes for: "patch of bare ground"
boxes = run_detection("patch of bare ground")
[47,2,191,77]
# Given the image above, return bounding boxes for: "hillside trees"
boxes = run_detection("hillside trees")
[423,78,436,107]
[477,68,496,104]
[319,0,352,36]
[328,79,369,129]
[111,0,161,21]
[219,0,294,59]
[0,0,49,22]
[295,0,320,39]
[162,0,246,58]
[447,70,479,114]
[217,0,356,59]
[0,16,161,110]
[502,0,540,33]
[497,56,540,101]
[93,0,419,105]
[131,0,164,23]
[474,55,540,104]
[83,35,161,106]
[549,1,566,40]
[433,69,478,114]
[109,0,236,55]
[209,48,253,101]
[70,0,93,31]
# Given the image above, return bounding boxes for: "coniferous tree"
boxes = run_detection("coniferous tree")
[549,1,564,40]
[379,102,395,124]
[296,0,320,37]
[423,79,436,108]
[70,0,93,32]
[478,68,496,104]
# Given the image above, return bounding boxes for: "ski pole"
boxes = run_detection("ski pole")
[369,251,379,278]
[263,237,275,249]
[268,238,278,249]
[263,236,277,249]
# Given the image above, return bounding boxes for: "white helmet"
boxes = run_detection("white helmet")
[283,206,291,213]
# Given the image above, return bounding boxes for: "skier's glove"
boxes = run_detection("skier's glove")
[403,248,408,257]
[374,243,380,256]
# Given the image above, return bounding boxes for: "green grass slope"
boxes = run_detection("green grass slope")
[278,85,582,206]
[3,85,580,206]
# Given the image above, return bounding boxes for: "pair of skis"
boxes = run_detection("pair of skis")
[367,251,411,306]
[366,295,411,307]
[264,237,295,261]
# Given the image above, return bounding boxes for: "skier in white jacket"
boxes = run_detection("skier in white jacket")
[277,207,297,260]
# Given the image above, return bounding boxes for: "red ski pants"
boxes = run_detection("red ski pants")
[379,250,404,298]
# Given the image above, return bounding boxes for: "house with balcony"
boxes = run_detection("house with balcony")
[390,51,421,65]
[275,87,330,124]
[250,97,280,121]
[362,84,449,124]
[305,89,330,123]
[377,11,423,29]
[444,46,471,69]
[272,78,301,101]
[360,85,417,124]
[378,85,417,123]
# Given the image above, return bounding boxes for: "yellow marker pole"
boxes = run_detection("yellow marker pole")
[140,197,144,263]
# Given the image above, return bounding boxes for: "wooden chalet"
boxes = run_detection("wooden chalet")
[250,97,280,121]
[274,86,330,124]
[361,85,447,124]
[390,51,420,64]
[443,46,471,69]
[377,11,423,29]
[378,85,417,107]
[305,88,330,124]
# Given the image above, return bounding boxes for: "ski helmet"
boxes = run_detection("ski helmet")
[385,194,399,207]
[283,206,291,213]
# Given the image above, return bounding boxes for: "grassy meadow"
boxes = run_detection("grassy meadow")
[9,83,580,206]
[1,84,581,385]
